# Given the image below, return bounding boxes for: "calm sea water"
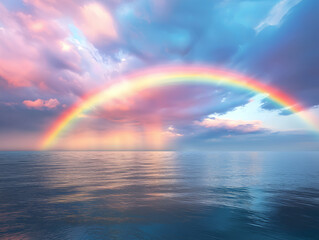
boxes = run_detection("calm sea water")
[0,151,319,240]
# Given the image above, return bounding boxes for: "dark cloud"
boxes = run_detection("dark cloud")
[0,103,60,132]
[44,50,82,73]
[235,0,319,109]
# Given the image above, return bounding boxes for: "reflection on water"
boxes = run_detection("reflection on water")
[0,151,318,239]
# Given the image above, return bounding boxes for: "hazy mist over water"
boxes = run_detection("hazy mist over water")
[0,151,319,239]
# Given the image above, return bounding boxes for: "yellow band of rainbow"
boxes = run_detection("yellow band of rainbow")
[40,65,317,149]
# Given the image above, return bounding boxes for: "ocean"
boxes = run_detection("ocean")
[0,151,318,239]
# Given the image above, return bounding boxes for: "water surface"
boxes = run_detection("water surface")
[0,151,319,239]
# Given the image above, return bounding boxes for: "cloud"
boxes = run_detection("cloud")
[0,1,124,95]
[87,85,253,128]
[255,0,302,33]
[164,126,183,137]
[76,2,118,44]
[195,117,263,134]
[0,3,80,89]
[0,102,58,132]
[235,0,319,109]
[115,0,255,65]
[23,98,60,109]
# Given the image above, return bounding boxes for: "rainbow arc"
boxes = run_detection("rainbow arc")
[41,65,317,149]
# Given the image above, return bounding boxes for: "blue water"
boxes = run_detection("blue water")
[0,151,319,240]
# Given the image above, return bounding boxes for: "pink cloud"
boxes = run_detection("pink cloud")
[80,85,223,134]
[22,0,77,17]
[0,3,79,88]
[23,98,60,109]
[0,1,119,94]
[195,118,263,133]
[23,1,118,44]
[76,2,118,44]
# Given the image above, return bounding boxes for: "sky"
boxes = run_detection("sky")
[0,0,318,151]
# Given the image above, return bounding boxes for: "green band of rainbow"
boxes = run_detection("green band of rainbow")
[40,65,316,149]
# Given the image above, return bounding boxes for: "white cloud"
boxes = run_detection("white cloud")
[209,94,312,132]
[195,118,262,133]
[255,0,302,33]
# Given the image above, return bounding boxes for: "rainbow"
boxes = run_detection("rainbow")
[40,65,316,149]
